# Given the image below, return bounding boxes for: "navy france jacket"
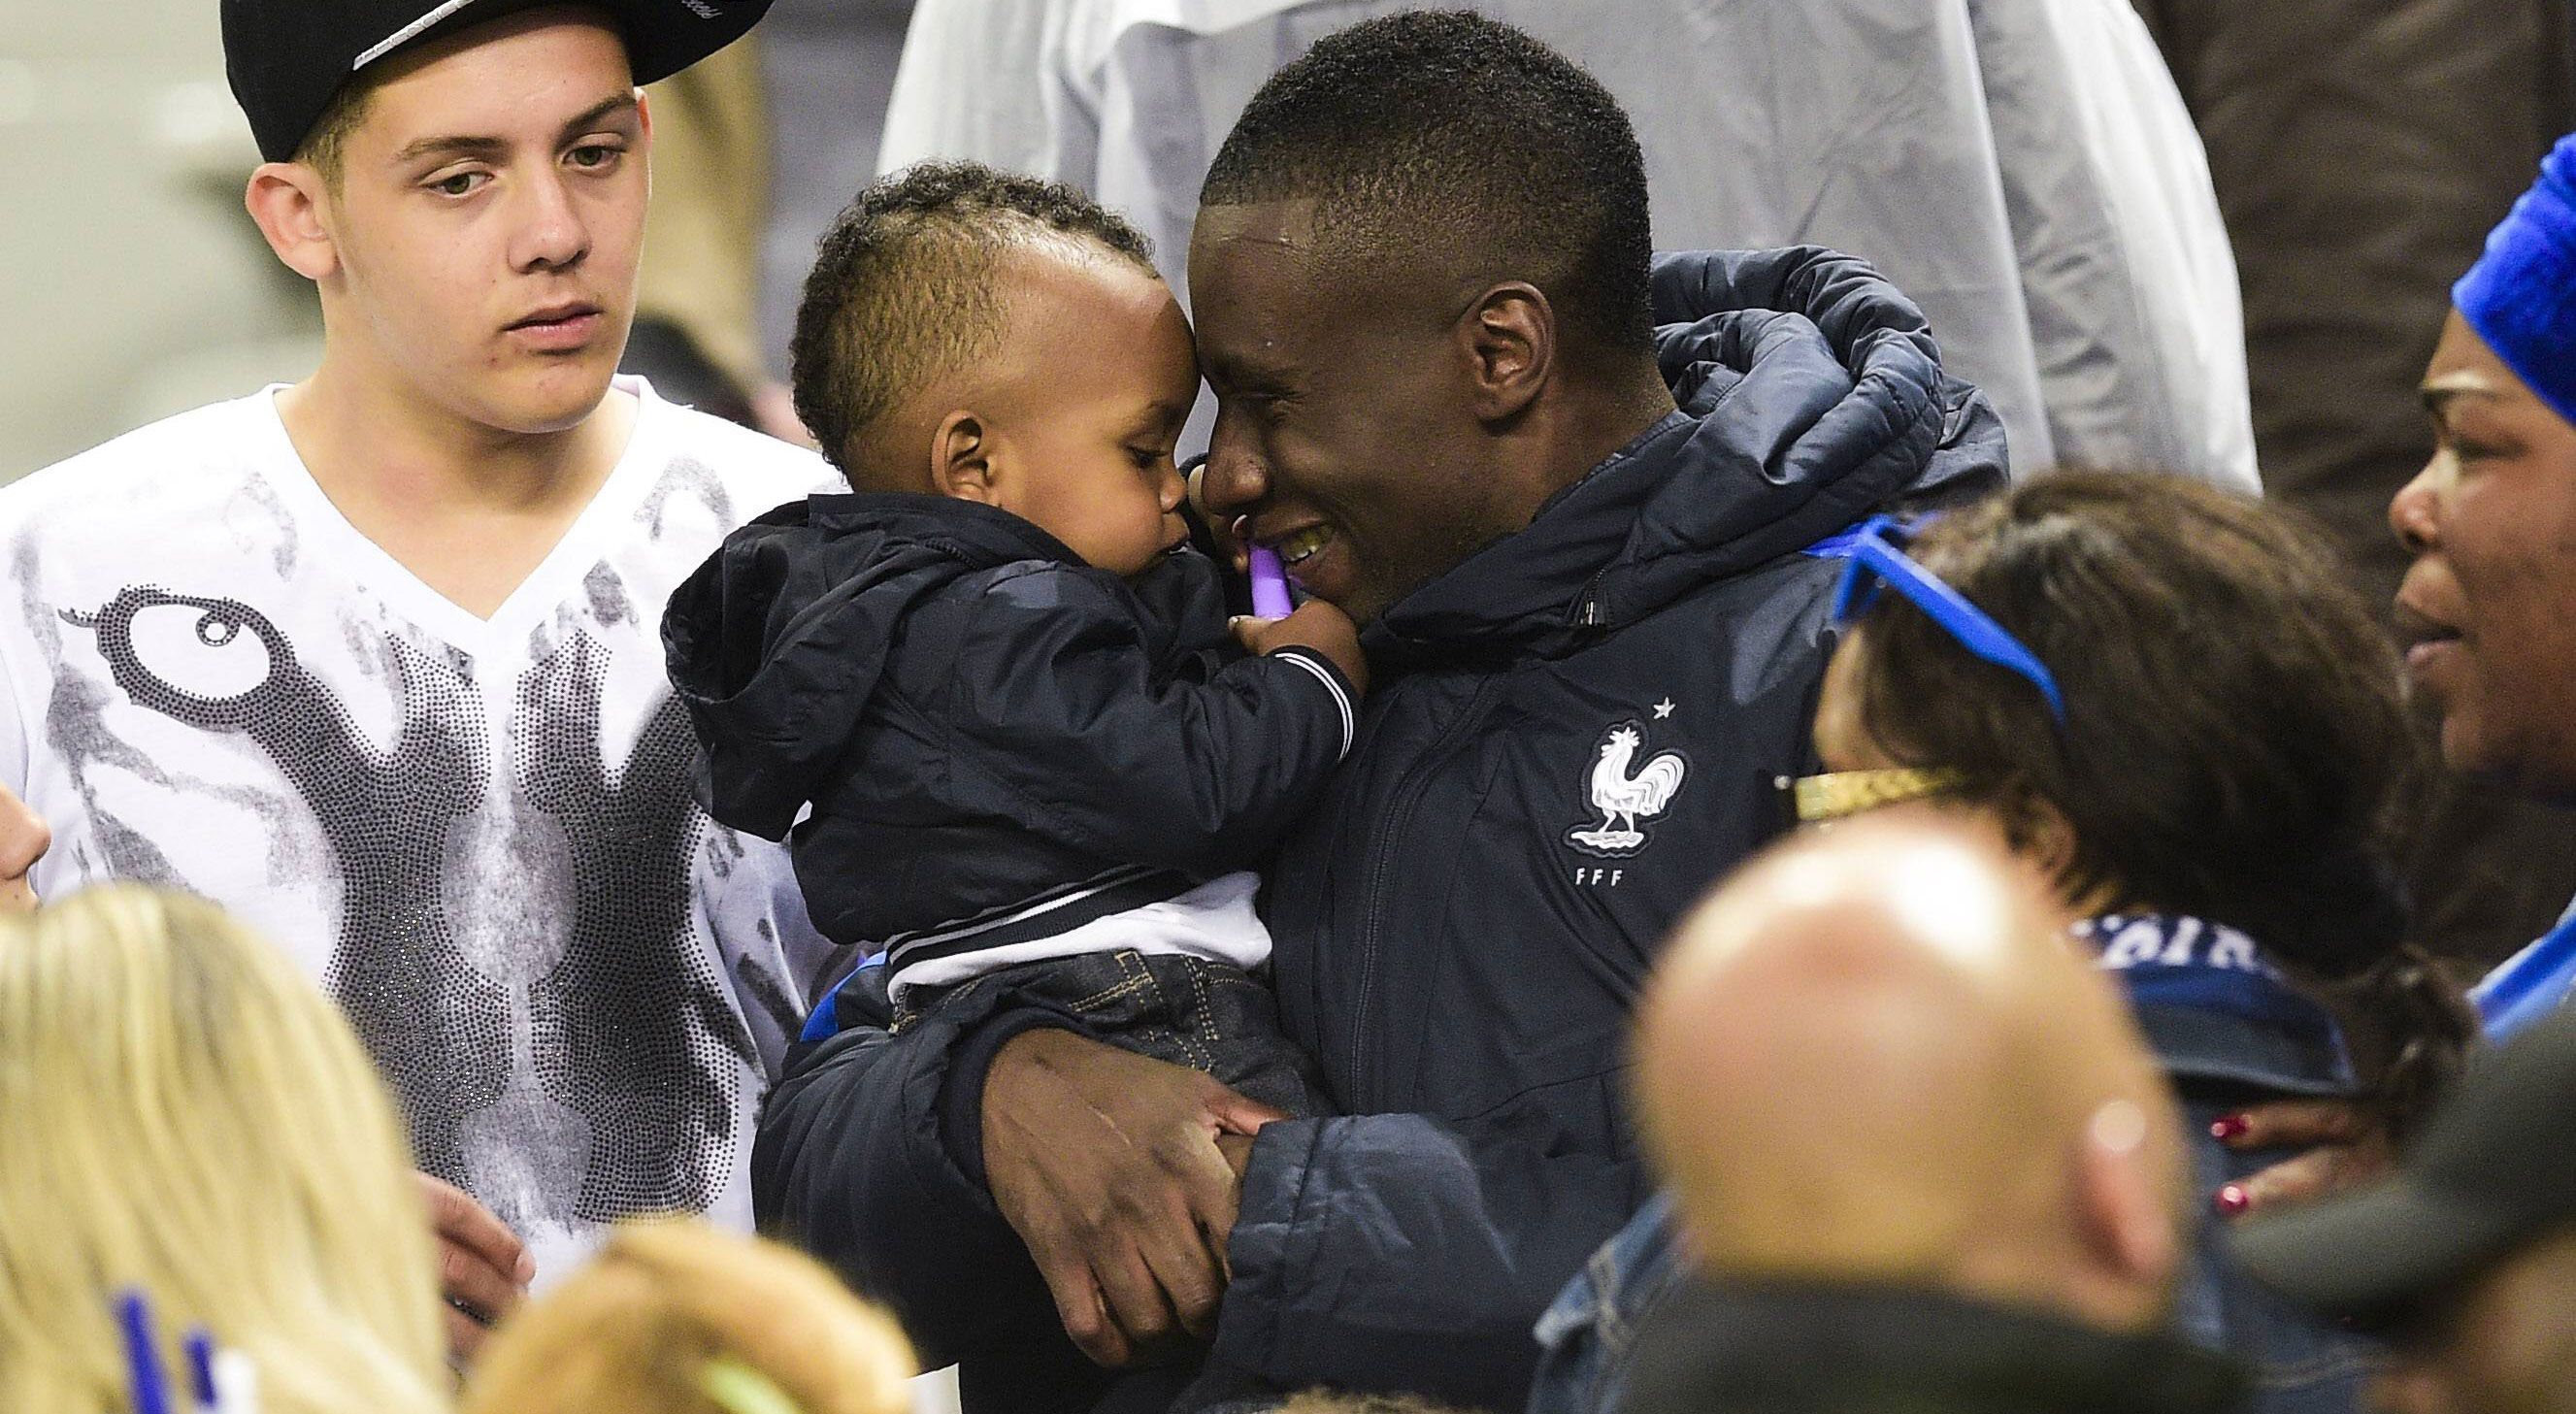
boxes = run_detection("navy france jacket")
[744,247,2008,1411]
[660,495,1356,968]
[1205,247,2007,1407]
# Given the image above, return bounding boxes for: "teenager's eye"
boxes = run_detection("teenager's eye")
[429,171,488,198]
[568,144,624,171]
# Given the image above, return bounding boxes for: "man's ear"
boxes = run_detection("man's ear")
[245,163,341,282]
[1457,282,1554,422]
[2073,1099,2180,1301]
[930,411,1000,505]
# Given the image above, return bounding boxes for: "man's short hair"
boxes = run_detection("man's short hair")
[790,161,1158,478]
[1200,10,1655,359]
[293,76,373,189]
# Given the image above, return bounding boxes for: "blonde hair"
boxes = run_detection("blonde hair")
[460,1220,916,1414]
[0,886,446,1414]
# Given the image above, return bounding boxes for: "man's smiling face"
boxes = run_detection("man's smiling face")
[1189,199,1522,626]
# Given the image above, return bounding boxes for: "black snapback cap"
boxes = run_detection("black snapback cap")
[222,0,773,163]
[2231,1004,2576,1321]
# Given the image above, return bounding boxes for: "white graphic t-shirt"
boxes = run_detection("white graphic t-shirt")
[0,378,846,1280]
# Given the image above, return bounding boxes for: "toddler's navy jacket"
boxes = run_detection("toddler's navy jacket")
[661,495,1355,961]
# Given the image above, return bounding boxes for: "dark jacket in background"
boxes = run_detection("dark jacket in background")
[1619,1282,2248,1414]
[751,247,2008,1413]
[661,496,1352,962]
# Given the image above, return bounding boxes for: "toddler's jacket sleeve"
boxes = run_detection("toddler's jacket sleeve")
[943,566,1356,880]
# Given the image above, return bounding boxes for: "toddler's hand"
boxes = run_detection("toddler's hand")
[1233,600,1368,697]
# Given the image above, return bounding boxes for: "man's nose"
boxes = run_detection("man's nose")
[1200,427,1267,517]
[511,171,591,273]
[2390,456,2444,556]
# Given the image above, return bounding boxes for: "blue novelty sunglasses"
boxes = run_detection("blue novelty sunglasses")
[1827,514,2068,726]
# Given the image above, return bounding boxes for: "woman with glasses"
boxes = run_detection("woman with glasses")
[1805,472,2466,1126]
[1535,471,2473,1414]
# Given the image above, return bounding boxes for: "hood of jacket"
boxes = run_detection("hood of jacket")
[661,492,1205,839]
[1366,247,2008,666]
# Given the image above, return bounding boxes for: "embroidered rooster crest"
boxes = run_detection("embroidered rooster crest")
[1568,720,1688,857]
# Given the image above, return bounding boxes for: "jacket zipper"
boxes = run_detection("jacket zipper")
[1347,674,1507,1100]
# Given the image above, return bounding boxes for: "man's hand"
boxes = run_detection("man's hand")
[1216,1131,1257,1184]
[417,1173,534,1362]
[2211,1099,2393,1216]
[980,1028,1286,1367]
[0,784,49,913]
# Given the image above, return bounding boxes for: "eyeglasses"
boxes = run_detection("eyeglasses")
[1827,514,2067,726]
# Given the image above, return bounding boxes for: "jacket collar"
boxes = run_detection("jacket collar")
[1362,247,2007,668]
[1359,411,1696,665]
[1626,1279,2248,1414]
[791,490,1220,643]
[800,491,1089,569]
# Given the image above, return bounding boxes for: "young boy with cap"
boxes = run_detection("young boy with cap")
[662,161,1363,1394]
[0,0,838,1358]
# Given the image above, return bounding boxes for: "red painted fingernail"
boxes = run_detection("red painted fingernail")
[2210,1114,2250,1142]
[2213,1183,2251,1217]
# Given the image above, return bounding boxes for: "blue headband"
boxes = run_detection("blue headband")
[2456,132,2576,428]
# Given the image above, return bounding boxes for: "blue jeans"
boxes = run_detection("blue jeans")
[893,947,1327,1122]
[763,948,1324,1414]
[1527,1193,1684,1414]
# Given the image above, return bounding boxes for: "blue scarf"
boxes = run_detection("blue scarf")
[2456,132,2576,427]
[2474,900,2576,1041]
[2077,913,2354,1096]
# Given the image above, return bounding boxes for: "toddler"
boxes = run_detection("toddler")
[665,161,1358,1151]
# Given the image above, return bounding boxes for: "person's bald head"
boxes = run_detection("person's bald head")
[1635,809,2188,1332]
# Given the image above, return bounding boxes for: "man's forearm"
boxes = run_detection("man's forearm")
[1216,1111,1653,1411]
